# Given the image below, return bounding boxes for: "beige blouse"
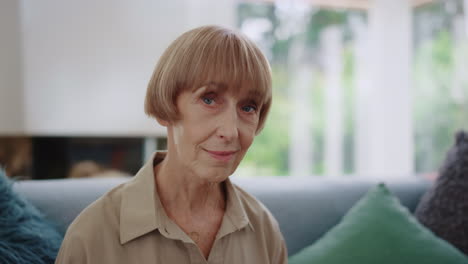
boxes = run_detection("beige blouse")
[55,152,288,264]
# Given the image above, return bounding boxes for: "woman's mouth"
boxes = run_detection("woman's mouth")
[205,150,238,162]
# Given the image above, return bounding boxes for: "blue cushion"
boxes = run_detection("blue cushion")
[0,170,63,264]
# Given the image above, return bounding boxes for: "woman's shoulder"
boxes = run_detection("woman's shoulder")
[65,181,128,238]
[230,183,280,229]
[230,182,287,259]
[56,181,134,263]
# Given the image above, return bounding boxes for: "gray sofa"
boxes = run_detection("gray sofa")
[12,176,431,256]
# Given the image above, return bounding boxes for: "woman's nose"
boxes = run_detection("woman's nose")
[216,108,239,141]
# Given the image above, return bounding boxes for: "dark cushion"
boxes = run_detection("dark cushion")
[0,170,63,264]
[289,184,468,264]
[415,131,468,255]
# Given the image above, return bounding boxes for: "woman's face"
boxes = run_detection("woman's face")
[164,83,261,183]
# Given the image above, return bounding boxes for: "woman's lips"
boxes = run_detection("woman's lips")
[205,150,237,162]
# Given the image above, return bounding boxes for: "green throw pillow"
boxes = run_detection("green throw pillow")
[289,184,468,264]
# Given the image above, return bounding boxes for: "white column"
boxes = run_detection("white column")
[351,15,371,175]
[321,26,344,176]
[364,0,414,176]
[0,0,24,134]
[289,63,313,177]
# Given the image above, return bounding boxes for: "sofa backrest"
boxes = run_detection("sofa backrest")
[236,177,430,255]
[13,176,430,256]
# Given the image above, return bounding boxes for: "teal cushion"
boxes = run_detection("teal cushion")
[0,170,63,264]
[289,184,468,264]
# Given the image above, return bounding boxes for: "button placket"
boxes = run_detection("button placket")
[207,238,224,264]
[186,242,208,264]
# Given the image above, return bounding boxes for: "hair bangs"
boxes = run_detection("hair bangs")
[182,31,272,108]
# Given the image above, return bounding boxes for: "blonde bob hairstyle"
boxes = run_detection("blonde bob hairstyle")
[144,25,272,134]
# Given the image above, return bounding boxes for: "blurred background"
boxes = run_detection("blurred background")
[0,0,467,179]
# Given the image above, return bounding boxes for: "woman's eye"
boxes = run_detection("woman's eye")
[241,105,257,113]
[202,97,215,105]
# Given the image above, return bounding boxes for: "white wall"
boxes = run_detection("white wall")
[0,0,24,134]
[1,0,235,136]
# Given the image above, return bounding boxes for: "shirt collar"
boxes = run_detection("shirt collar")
[223,178,254,232]
[119,152,252,245]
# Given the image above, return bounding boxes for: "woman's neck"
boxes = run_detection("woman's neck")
[154,158,226,216]
[153,155,227,260]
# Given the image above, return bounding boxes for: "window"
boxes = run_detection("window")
[237,0,468,178]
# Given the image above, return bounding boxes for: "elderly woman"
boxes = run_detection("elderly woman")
[56,25,287,264]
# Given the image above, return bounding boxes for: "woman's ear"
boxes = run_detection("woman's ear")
[156,117,169,127]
